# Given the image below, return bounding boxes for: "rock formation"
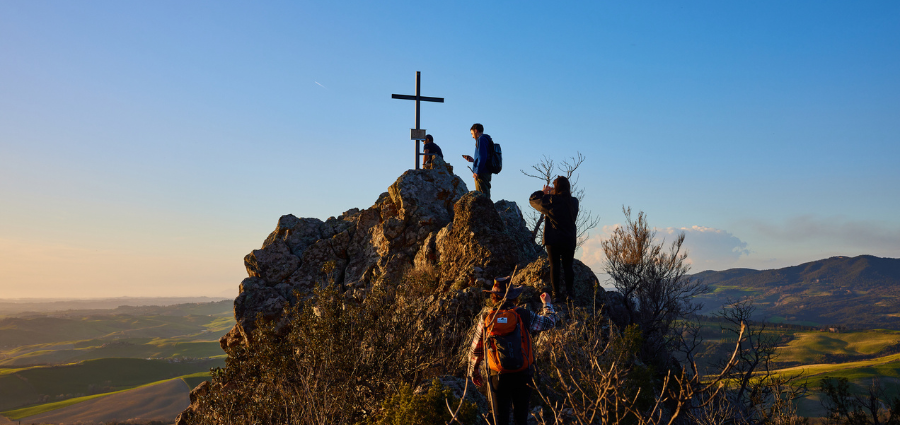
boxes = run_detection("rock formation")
[181,159,607,423]
[220,160,602,351]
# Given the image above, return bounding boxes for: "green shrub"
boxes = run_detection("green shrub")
[370,378,480,425]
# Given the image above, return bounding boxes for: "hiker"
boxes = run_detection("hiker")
[422,134,444,169]
[469,277,558,425]
[529,176,579,302]
[462,123,493,199]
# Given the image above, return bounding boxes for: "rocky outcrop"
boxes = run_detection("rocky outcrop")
[219,159,604,350]
[180,159,616,424]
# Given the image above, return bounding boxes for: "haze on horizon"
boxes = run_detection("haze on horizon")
[1,1,898,299]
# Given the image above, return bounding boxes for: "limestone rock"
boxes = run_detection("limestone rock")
[388,166,467,227]
[233,285,286,340]
[436,192,519,286]
[514,254,607,307]
[182,163,617,423]
[262,215,325,256]
[244,239,300,283]
[494,199,543,264]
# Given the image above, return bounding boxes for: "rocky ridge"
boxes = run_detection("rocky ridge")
[219,159,604,351]
[179,159,608,423]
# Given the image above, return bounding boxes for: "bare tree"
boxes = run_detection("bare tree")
[820,375,900,425]
[530,306,746,425]
[680,300,808,425]
[601,207,708,361]
[521,152,601,247]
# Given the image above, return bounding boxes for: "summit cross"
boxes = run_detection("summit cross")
[392,71,444,170]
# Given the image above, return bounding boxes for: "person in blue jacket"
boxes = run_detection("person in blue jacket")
[462,123,493,199]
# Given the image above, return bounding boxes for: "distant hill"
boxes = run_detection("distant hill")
[0,297,229,316]
[692,255,900,329]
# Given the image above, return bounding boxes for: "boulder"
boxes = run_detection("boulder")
[388,165,467,228]
[436,192,519,288]
[494,199,543,264]
[244,239,300,283]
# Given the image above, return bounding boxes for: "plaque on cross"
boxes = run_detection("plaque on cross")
[392,71,444,169]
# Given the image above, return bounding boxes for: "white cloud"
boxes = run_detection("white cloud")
[578,224,750,275]
[661,226,750,272]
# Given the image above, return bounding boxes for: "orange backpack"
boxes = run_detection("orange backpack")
[483,308,533,373]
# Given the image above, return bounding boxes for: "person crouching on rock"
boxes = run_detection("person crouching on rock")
[422,134,444,169]
[529,176,579,303]
[468,276,558,425]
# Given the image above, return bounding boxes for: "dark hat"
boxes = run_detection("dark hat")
[425,134,434,142]
[483,276,525,298]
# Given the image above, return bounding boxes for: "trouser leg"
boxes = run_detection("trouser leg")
[475,173,492,200]
[490,373,532,425]
[546,244,562,299]
[510,374,533,425]
[489,375,512,425]
[561,244,576,296]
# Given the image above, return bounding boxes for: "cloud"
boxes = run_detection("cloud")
[315,81,327,89]
[743,215,900,253]
[577,224,618,275]
[578,225,750,275]
[661,226,750,271]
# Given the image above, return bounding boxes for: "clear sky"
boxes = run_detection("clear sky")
[1,1,898,299]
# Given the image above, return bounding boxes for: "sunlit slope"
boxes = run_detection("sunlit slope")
[778,330,900,364]
[5,378,190,423]
[0,313,232,348]
[693,255,900,328]
[0,357,223,411]
[1,338,227,367]
[0,301,234,366]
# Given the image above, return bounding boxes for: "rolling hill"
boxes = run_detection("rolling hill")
[693,255,900,329]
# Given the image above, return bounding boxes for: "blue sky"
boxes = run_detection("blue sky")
[1,1,898,298]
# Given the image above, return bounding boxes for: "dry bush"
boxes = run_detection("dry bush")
[529,300,745,425]
[184,264,479,425]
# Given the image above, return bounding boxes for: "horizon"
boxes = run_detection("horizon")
[3,254,896,300]
[2,1,898,298]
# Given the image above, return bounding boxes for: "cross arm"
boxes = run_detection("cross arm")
[392,94,445,103]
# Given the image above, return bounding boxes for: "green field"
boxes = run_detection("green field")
[0,376,194,420]
[777,329,900,364]
[0,300,232,414]
[181,371,212,390]
[0,301,234,368]
[0,357,224,411]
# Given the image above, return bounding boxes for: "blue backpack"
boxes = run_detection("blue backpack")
[488,139,502,174]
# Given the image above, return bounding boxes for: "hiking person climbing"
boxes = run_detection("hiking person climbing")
[462,123,493,199]
[529,176,579,302]
[468,276,558,425]
[422,134,444,169]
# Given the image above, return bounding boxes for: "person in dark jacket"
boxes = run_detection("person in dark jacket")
[462,123,493,199]
[422,134,443,169]
[529,176,579,302]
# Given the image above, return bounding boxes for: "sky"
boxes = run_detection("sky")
[1,1,898,299]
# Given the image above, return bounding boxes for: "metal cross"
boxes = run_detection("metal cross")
[392,71,444,169]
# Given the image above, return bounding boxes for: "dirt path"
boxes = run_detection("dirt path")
[18,378,190,424]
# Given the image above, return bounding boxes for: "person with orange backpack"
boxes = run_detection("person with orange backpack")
[468,276,558,425]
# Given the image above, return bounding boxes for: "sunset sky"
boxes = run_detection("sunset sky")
[2,1,898,299]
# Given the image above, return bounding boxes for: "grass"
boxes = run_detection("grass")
[0,310,233,349]
[0,357,224,411]
[773,352,900,385]
[181,371,212,390]
[777,329,900,364]
[0,377,185,420]
[1,338,226,366]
